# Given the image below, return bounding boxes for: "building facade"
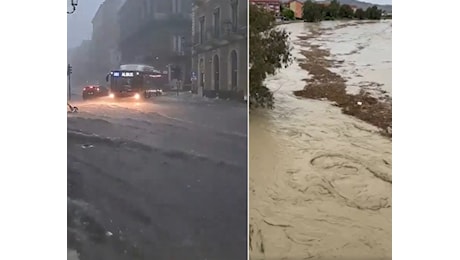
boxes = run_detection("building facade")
[90,0,125,84]
[285,0,303,19]
[191,0,247,100]
[250,0,281,16]
[117,0,193,89]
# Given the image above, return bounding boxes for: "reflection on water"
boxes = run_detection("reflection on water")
[250,21,392,259]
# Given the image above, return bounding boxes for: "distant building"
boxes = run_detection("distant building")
[284,0,303,19]
[90,0,125,83]
[117,0,193,89]
[68,40,93,86]
[250,0,281,16]
[192,0,247,100]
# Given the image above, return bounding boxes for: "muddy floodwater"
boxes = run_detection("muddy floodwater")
[250,20,392,259]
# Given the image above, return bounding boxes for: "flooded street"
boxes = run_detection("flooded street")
[68,95,247,260]
[250,21,392,259]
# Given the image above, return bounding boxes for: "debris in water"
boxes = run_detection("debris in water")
[105,231,113,237]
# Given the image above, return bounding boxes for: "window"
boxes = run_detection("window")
[172,0,181,14]
[231,0,238,32]
[213,8,221,38]
[173,35,184,54]
[199,16,205,44]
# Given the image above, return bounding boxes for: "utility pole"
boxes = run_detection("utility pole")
[67,64,73,101]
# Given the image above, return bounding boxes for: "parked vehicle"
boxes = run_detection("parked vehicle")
[82,85,109,100]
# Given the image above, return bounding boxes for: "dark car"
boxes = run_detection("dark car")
[82,85,109,100]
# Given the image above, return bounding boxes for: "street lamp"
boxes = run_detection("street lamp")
[67,0,79,15]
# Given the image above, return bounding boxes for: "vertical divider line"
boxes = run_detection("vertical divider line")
[246,0,250,259]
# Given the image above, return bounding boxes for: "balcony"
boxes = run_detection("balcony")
[193,22,246,53]
[221,20,246,41]
[192,26,220,50]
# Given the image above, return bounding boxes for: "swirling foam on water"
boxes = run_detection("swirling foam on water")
[250,21,392,259]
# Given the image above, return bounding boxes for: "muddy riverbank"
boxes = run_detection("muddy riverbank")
[294,24,392,137]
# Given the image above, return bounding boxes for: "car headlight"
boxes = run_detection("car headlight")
[109,93,115,98]
[134,93,140,99]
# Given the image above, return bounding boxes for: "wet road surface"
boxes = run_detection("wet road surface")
[68,94,247,260]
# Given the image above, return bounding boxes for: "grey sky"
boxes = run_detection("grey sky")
[67,0,391,49]
[364,0,391,4]
[67,0,104,49]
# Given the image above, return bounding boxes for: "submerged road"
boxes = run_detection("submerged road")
[68,94,247,260]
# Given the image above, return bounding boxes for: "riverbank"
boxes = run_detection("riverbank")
[294,22,392,137]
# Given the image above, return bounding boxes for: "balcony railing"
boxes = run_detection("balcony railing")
[221,20,246,38]
[192,22,246,49]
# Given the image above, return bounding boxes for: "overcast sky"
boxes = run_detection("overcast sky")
[365,0,392,4]
[67,0,104,49]
[67,0,392,49]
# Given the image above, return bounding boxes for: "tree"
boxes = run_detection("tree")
[325,0,341,20]
[365,5,382,20]
[354,8,365,19]
[282,8,295,20]
[250,5,292,108]
[303,0,323,22]
[338,4,354,19]
[318,4,327,20]
[372,5,383,19]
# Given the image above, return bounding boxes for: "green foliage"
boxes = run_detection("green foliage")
[282,8,295,20]
[354,8,365,19]
[249,5,292,109]
[338,4,354,19]
[365,5,383,20]
[302,0,384,22]
[318,4,327,20]
[326,0,341,20]
[303,0,323,22]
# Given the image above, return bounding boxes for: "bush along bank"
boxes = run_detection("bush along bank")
[302,0,388,22]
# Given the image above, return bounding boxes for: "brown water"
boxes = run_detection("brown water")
[250,21,392,260]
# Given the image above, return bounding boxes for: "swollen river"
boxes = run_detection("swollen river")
[250,20,392,259]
